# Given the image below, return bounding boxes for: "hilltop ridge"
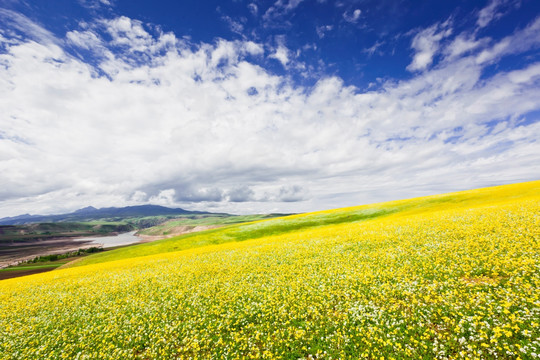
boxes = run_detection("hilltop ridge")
[0,205,214,225]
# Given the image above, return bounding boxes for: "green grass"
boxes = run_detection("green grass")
[137,214,285,235]
[0,263,67,272]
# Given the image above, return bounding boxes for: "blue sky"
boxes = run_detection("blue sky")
[0,0,539,217]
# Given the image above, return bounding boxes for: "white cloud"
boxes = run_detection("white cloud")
[443,34,488,59]
[263,0,304,23]
[149,189,176,206]
[105,16,153,51]
[363,40,383,57]
[270,0,304,13]
[477,0,519,29]
[0,9,57,45]
[316,25,333,39]
[268,35,291,68]
[269,45,289,67]
[343,9,361,23]
[248,3,258,16]
[407,21,453,72]
[66,30,103,50]
[221,15,245,35]
[79,0,114,10]
[0,14,540,217]
[476,16,540,64]
[507,62,540,84]
[242,41,264,56]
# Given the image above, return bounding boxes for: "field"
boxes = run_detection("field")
[0,181,539,359]
[0,248,104,281]
[137,214,287,237]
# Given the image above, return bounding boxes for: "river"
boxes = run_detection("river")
[74,231,142,248]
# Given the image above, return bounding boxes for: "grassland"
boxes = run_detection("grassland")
[0,181,539,359]
[137,214,286,237]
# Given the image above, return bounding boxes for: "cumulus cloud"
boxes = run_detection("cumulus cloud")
[268,35,290,67]
[0,12,540,217]
[227,186,256,202]
[275,185,306,202]
[66,30,103,50]
[269,45,290,67]
[105,16,154,51]
[148,189,176,206]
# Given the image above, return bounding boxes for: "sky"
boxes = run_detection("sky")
[0,0,539,217]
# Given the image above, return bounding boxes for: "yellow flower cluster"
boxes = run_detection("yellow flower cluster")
[1,183,539,359]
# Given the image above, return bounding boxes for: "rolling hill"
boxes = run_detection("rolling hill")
[0,180,538,359]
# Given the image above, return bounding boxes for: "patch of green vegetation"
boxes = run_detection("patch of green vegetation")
[29,247,104,263]
[0,264,64,272]
[138,214,285,236]
[1,247,104,272]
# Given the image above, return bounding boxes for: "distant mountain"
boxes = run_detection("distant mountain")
[0,205,211,225]
[0,213,43,225]
[73,206,98,214]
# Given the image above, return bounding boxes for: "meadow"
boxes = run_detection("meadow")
[136,214,285,237]
[0,181,538,359]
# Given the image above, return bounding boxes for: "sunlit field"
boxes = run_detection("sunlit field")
[1,181,539,359]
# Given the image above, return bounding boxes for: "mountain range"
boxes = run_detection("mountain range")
[0,205,210,225]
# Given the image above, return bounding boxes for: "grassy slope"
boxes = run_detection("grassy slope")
[0,259,72,280]
[72,180,540,267]
[1,180,539,359]
[136,214,283,236]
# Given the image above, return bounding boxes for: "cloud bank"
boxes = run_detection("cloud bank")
[0,8,539,217]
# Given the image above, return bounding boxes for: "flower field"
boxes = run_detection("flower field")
[1,181,539,359]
